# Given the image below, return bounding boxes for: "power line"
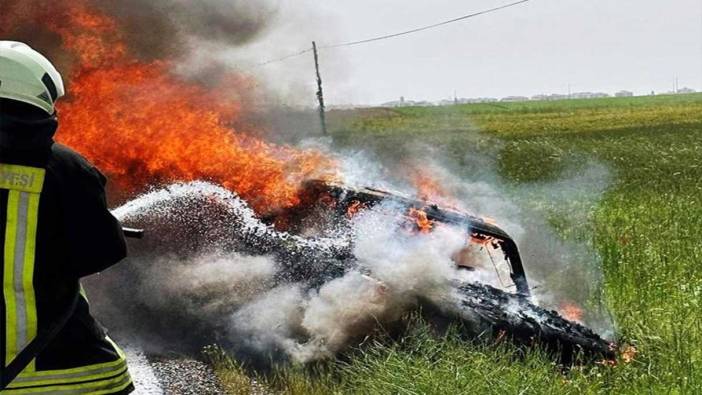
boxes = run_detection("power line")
[321,0,530,49]
[254,47,313,67]
[253,0,531,68]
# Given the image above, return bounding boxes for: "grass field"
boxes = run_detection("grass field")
[213,94,702,394]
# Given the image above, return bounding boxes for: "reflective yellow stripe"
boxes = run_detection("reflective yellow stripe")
[4,190,20,365]
[16,358,126,378]
[2,165,44,372]
[16,338,126,379]
[3,192,41,369]
[3,369,132,394]
[12,335,129,388]
[23,192,40,372]
[13,192,31,363]
[11,356,128,387]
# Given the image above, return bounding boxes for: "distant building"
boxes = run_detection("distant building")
[386,86,681,108]
[501,96,529,102]
[571,92,610,99]
[531,93,568,101]
[381,97,434,107]
[657,87,697,96]
[444,97,498,104]
[678,87,696,94]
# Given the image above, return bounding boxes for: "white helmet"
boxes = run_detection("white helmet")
[0,41,65,115]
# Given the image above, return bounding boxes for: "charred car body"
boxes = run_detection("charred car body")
[118,180,615,364]
[265,180,615,361]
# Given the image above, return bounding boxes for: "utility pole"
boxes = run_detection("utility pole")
[312,41,328,136]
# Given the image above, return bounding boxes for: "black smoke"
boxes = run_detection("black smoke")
[0,0,279,67]
[94,0,278,60]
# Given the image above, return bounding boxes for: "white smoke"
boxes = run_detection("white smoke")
[150,252,278,316]
[229,285,306,358]
[94,131,614,361]
[272,204,483,362]
[227,199,503,363]
[99,181,506,362]
[329,142,614,333]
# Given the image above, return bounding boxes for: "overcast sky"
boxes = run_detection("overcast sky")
[228,0,702,106]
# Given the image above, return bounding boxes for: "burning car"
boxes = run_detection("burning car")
[117,179,615,364]
[269,180,616,361]
[273,180,531,294]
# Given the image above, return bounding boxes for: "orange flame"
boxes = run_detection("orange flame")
[558,301,584,323]
[470,234,496,247]
[408,208,433,233]
[44,1,128,67]
[621,345,637,363]
[56,62,333,213]
[10,1,335,214]
[346,200,365,219]
[598,343,636,367]
[411,169,449,203]
[406,167,465,211]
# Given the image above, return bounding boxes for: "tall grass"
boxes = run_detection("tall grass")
[214,94,702,393]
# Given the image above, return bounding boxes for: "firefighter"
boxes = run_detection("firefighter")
[0,41,133,393]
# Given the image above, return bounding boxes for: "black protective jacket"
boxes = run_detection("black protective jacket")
[0,113,133,394]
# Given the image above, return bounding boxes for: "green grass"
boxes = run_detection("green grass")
[214,94,702,393]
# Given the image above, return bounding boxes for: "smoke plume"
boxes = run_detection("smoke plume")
[0,0,278,69]
[87,182,512,363]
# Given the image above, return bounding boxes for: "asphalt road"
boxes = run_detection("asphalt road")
[126,348,225,394]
